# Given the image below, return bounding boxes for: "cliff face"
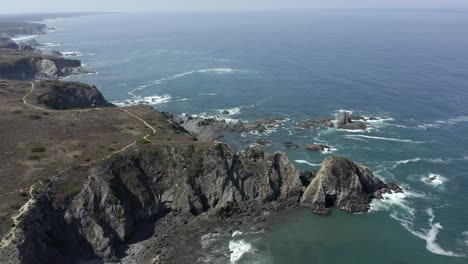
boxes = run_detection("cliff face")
[35,81,113,109]
[0,142,398,263]
[0,55,82,80]
[300,156,387,214]
[0,22,49,38]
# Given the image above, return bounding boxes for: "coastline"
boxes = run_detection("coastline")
[1,12,468,264]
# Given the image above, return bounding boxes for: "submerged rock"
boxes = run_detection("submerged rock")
[256,139,272,146]
[305,144,331,152]
[283,141,300,149]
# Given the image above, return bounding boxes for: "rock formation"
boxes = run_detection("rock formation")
[301,156,400,214]
[0,37,19,49]
[337,112,367,130]
[305,144,331,152]
[35,81,114,110]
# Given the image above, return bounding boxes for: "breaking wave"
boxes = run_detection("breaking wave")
[421,116,468,129]
[420,173,448,188]
[128,68,254,98]
[294,160,321,167]
[392,208,464,257]
[343,134,423,143]
[113,95,172,106]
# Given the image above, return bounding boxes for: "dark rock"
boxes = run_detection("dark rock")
[20,39,41,47]
[222,110,230,115]
[256,139,272,146]
[305,144,331,152]
[0,37,19,50]
[337,112,367,130]
[296,117,334,130]
[301,156,388,213]
[283,141,299,149]
[35,81,113,110]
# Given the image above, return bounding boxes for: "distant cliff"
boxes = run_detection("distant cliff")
[0,37,83,80]
[0,22,49,38]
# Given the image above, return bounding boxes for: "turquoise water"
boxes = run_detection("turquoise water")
[35,10,468,263]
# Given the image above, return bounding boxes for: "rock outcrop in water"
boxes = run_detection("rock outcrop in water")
[337,112,367,130]
[301,156,400,214]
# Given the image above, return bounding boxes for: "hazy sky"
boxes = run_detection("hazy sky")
[2,0,468,13]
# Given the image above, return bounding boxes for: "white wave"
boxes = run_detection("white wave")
[389,158,422,169]
[295,160,321,167]
[118,83,127,87]
[42,42,61,47]
[150,68,251,86]
[12,35,38,41]
[113,95,172,107]
[343,134,422,143]
[198,93,218,96]
[200,233,222,249]
[463,231,468,247]
[62,51,82,57]
[397,208,463,257]
[87,53,96,56]
[420,173,447,188]
[229,239,253,263]
[321,147,338,154]
[336,128,368,133]
[232,231,244,237]
[370,191,415,216]
[128,68,251,98]
[219,107,242,116]
[175,98,189,102]
[421,116,468,129]
[362,116,395,123]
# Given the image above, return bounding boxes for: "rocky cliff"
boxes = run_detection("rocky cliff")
[0,52,82,80]
[0,22,49,38]
[0,79,401,263]
[0,142,399,263]
[0,36,83,80]
[35,81,113,109]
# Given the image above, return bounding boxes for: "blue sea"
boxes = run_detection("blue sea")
[34,9,468,263]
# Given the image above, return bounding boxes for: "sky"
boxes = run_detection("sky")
[2,0,468,13]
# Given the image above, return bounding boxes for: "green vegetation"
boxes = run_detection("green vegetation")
[64,185,81,197]
[27,155,40,161]
[31,147,46,153]
[248,148,265,161]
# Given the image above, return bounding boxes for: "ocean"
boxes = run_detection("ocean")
[32,9,468,263]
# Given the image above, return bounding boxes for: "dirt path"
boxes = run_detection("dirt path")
[1,82,158,249]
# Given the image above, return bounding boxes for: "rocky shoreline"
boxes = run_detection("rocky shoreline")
[0,16,403,264]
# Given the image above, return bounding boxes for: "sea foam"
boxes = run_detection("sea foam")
[394,208,464,257]
[420,173,448,188]
[294,160,321,167]
[343,134,422,143]
[113,95,172,107]
[229,239,253,262]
